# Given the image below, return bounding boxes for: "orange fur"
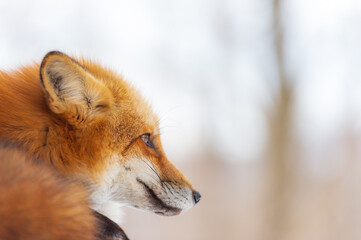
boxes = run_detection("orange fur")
[0,146,97,240]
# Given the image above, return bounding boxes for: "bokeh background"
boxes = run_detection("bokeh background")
[1,0,361,239]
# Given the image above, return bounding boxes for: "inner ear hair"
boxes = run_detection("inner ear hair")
[44,59,84,100]
[40,51,113,124]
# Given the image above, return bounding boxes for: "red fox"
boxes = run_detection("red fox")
[0,51,201,239]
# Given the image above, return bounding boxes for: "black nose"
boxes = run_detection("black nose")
[193,191,201,204]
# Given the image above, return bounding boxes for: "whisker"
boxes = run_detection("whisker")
[140,158,163,182]
[144,172,167,193]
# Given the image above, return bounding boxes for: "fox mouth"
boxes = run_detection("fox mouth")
[136,178,182,216]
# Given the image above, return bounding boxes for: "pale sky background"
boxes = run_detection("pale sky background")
[0,0,360,164]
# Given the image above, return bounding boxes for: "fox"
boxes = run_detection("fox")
[0,51,201,238]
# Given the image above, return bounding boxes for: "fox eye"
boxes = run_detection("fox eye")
[140,133,155,149]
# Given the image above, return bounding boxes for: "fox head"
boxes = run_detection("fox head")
[38,51,201,218]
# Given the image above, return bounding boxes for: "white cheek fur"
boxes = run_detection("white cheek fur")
[88,156,147,224]
[88,155,196,223]
[88,159,126,225]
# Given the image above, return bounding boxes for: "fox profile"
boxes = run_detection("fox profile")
[0,51,201,239]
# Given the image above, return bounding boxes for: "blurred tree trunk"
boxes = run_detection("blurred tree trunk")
[265,0,294,239]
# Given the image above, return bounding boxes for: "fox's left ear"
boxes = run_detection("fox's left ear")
[40,51,113,125]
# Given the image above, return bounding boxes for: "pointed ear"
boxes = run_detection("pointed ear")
[40,51,113,125]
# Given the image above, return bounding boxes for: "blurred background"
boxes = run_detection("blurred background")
[1,0,361,239]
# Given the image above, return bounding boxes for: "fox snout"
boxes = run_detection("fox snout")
[105,133,202,217]
[132,159,200,216]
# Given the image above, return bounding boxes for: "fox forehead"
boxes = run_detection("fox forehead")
[78,58,160,138]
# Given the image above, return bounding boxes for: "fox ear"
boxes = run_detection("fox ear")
[40,51,113,125]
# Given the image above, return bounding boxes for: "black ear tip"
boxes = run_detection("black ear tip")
[40,51,69,75]
[41,51,67,65]
[41,51,62,67]
[39,51,70,90]
[44,50,65,58]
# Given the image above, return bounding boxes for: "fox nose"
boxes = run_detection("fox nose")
[193,191,201,204]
